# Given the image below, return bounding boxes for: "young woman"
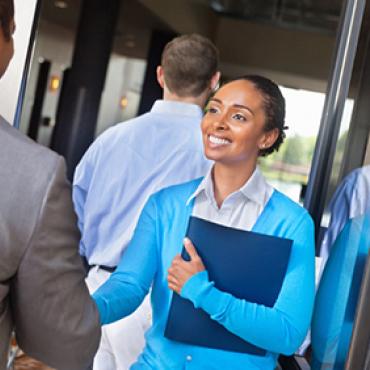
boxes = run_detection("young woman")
[93,76,315,370]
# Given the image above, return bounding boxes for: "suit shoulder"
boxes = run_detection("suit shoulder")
[0,122,64,199]
[0,122,59,169]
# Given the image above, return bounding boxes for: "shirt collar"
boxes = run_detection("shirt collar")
[151,100,203,119]
[186,167,214,206]
[186,166,268,206]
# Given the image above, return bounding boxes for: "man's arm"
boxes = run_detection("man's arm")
[73,147,94,258]
[11,157,101,370]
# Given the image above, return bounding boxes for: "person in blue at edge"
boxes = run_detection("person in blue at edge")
[93,75,316,370]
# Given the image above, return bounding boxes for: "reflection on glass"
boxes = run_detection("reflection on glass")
[311,213,370,369]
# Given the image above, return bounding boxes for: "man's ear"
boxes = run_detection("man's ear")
[156,66,165,88]
[210,71,221,92]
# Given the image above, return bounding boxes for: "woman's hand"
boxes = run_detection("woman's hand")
[167,238,205,294]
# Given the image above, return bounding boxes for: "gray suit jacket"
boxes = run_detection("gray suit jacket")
[0,119,100,369]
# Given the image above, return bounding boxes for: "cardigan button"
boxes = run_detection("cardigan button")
[186,355,192,361]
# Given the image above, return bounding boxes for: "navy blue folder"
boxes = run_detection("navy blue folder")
[164,216,292,355]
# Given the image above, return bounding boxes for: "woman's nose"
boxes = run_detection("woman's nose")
[213,114,228,130]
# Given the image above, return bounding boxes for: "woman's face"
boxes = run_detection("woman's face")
[0,19,15,79]
[201,79,275,167]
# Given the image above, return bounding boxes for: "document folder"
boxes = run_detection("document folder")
[165,216,292,355]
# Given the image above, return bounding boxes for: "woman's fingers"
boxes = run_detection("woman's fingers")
[172,254,183,265]
[167,274,179,285]
[168,282,179,293]
[183,238,199,261]
[167,240,205,294]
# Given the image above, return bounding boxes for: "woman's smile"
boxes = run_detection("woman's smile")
[208,134,232,147]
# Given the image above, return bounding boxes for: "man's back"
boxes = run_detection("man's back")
[74,100,211,266]
[0,119,100,370]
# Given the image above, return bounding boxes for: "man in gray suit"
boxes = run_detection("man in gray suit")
[0,1,100,369]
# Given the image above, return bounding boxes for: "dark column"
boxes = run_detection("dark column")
[137,30,176,115]
[27,60,51,141]
[51,0,121,180]
[50,68,70,149]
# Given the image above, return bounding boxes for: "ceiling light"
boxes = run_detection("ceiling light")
[49,76,60,92]
[125,40,135,48]
[54,1,68,9]
[120,96,128,109]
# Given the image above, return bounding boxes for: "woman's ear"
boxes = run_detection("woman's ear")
[259,128,279,151]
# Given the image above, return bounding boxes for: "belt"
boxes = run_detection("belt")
[91,264,117,273]
[82,256,117,273]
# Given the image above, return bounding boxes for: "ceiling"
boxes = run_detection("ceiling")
[209,0,344,33]
[41,0,172,58]
[40,0,350,58]
[37,0,370,91]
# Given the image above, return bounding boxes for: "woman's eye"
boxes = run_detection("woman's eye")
[206,107,219,114]
[233,113,246,121]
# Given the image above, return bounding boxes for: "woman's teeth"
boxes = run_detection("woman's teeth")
[209,135,231,145]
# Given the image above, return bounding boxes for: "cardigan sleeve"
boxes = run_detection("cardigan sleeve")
[93,194,158,325]
[181,213,315,355]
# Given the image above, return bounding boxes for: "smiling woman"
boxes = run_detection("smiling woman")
[201,76,286,207]
[92,75,315,370]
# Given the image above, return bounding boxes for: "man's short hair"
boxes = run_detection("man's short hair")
[0,0,14,41]
[161,34,219,97]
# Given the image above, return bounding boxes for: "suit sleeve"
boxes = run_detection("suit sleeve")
[181,213,315,355]
[13,157,101,370]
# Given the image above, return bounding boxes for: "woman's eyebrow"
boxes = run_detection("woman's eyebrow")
[209,98,254,115]
[233,104,254,116]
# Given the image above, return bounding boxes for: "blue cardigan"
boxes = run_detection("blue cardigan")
[93,178,315,370]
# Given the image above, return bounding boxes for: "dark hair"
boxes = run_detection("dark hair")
[0,0,14,41]
[161,34,219,97]
[235,75,287,157]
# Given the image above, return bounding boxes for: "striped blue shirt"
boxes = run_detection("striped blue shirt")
[73,100,211,266]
